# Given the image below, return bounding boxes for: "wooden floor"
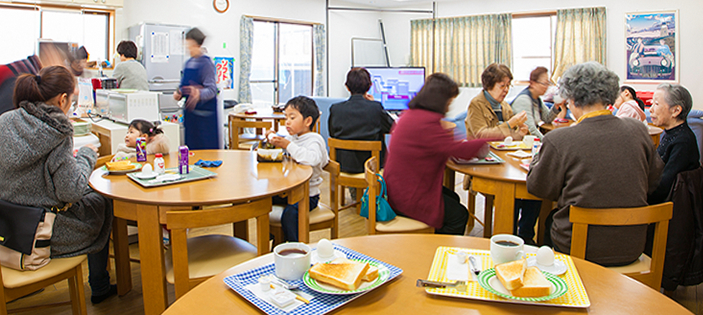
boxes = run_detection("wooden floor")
[6,173,701,314]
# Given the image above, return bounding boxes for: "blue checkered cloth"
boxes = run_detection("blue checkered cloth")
[224,244,403,315]
[194,159,222,167]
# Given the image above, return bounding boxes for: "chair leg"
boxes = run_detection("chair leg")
[68,263,88,315]
[354,189,362,215]
[483,194,494,238]
[271,225,284,248]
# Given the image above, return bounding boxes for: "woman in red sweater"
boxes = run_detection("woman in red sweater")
[385,73,488,234]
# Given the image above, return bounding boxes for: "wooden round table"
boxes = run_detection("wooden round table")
[162,234,691,314]
[445,149,553,240]
[89,150,312,315]
[648,124,664,147]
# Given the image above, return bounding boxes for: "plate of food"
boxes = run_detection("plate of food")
[489,141,532,150]
[303,258,390,295]
[477,259,568,302]
[102,161,142,174]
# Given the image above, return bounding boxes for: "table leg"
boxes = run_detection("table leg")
[233,221,248,241]
[137,204,168,315]
[483,195,494,238]
[443,166,455,189]
[537,199,553,245]
[112,217,132,296]
[491,183,516,235]
[290,181,310,244]
[255,202,271,255]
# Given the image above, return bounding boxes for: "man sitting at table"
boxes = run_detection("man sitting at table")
[267,96,329,242]
[526,62,664,266]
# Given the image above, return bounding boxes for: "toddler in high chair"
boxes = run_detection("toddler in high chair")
[266,96,329,242]
[112,119,170,161]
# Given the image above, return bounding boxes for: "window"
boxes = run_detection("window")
[0,5,111,64]
[250,20,313,105]
[511,15,556,82]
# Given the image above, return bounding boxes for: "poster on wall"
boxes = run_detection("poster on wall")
[625,10,679,83]
[214,57,234,89]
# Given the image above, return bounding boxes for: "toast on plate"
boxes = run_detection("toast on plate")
[330,258,378,282]
[105,160,134,171]
[495,258,527,291]
[509,266,551,297]
[309,260,369,290]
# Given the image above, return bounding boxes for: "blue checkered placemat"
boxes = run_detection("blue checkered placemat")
[223,244,403,315]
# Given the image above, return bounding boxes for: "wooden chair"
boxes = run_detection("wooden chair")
[94,154,114,169]
[1,255,87,315]
[364,157,434,235]
[164,198,272,299]
[328,138,382,213]
[228,118,272,150]
[270,161,339,246]
[569,202,673,290]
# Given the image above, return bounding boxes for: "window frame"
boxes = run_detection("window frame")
[511,11,556,85]
[250,16,315,105]
[0,3,115,69]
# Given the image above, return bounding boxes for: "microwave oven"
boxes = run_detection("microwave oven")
[95,90,160,124]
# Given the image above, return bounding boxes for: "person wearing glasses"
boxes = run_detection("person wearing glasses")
[465,63,528,140]
[510,67,567,139]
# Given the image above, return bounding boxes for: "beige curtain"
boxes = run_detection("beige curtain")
[410,14,512,87]
[552,7,607,82]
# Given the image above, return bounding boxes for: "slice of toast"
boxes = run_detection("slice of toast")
[509,267,551,297]
[331,258,378,282]
[495,258,526,291]
[308,260,369,290]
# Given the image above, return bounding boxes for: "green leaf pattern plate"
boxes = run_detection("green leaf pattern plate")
[303,259,390,295]
[478,268,568,302]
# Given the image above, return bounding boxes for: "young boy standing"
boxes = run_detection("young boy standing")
[267,96,328,242]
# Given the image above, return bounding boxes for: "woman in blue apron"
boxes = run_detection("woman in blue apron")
[173,27,219,149]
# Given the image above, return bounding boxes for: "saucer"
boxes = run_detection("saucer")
[311,249,346,264]
[527,256,568,275]
[135,172,158,179]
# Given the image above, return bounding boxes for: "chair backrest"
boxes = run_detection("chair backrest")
[364,156,380,234]
[228,118,272,150]
[94,154,114,170]
[324,160,340,217]
[328,137,382,164]
[569,202,673,289]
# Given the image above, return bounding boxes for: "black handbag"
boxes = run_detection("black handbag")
[0,200,55,270]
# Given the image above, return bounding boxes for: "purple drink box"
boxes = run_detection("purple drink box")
[178,145,189,174]
[136,137,147,162]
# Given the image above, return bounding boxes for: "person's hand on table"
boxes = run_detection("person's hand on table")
[269,135,290,149]
[517,124,529,137]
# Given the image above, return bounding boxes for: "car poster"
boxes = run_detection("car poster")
[625,10,679,82]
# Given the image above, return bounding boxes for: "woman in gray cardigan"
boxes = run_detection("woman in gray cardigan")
[0,66,116,303]
[510,67,566,139]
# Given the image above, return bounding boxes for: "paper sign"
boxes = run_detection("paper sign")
[150,32,169,63]
[214,57,235,89]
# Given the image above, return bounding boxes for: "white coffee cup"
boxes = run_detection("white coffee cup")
[523,135,537,148]
[274,243,312,280]
[490,234,526,266]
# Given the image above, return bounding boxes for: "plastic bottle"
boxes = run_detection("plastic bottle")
[154,153,165,174]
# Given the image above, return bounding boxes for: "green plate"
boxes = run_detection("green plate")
[101,163,142,174]
[478,268,568,302]
[303,259,390,295]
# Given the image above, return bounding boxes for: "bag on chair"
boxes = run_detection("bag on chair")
[0,200,56,270]
[360,174,397,222]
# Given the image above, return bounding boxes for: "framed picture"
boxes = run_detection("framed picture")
[625,10,679,83]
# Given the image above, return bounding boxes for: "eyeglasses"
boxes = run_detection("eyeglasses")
[535,81,552,87]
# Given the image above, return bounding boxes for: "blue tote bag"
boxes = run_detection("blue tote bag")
[360,174,396,222]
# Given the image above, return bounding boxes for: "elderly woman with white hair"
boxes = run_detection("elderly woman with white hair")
[648,84,700,204]
[526,62,664,266]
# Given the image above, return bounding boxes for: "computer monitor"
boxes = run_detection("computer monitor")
[366,67,425,111]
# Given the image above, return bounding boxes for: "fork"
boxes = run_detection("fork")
[416,279,467,292]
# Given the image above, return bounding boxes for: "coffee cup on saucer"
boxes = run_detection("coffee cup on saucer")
[490,234,525,266]
[273,243,311,280]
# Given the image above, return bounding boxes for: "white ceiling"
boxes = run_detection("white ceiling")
[332,0,455,9]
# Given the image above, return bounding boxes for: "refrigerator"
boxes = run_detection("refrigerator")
[129,22,190,144]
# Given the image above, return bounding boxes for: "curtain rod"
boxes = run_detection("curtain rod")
[327,6,433,14]
[244,15,322,25]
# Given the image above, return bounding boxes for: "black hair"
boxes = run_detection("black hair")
[129,119,163,137]
[620,86,645,111]
[345,67,372,94]
[71,46,88,61]
[284,96,320,128]
[117,41,138,59]
[408,72,459,114]
[13,66,75,108]
[186,28,206,46]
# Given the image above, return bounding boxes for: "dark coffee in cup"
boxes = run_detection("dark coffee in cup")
[278,248,307,256]
[495,241,520,247]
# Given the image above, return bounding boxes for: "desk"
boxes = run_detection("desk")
[539,119,574,133]
[162,234,691,314]
[444,150,553,239]
[89,150,312,315]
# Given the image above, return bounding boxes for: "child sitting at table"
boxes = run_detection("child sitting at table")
[267,96,329,242]
[112,119,170,161]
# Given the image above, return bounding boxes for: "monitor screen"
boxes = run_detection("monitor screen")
[366,67,425,111]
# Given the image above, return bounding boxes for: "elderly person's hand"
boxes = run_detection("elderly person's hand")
[508,111,528,129]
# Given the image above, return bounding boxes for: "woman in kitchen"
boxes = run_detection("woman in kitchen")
[173,27,219,149]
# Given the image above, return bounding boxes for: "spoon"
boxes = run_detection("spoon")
[272,275,300,290]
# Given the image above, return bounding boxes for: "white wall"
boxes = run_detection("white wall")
[435,0,703,109]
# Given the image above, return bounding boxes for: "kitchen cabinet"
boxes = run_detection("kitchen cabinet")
[72,0,123,7]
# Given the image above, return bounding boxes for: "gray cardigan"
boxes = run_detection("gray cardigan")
[0,101,112,257]
[527,114,663,265]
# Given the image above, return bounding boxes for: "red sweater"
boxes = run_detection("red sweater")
[385,109,486,228]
